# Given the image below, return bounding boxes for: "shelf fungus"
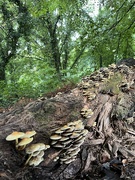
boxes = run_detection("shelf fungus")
[50,120,88,164]
[25,143,50,166]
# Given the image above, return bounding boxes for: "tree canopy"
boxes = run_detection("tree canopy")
[0,0,135,107]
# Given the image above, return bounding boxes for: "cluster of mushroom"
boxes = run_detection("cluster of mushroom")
[79,63,134,100]
[50,120,88,164]
[6,130,50,166]
[25,143,50,166]
[6,131,36,150]
[81,107,94,118]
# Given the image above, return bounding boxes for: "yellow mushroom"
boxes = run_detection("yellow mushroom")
[21,130,36,138]
[6,131,25,146]
[17,137,33,150]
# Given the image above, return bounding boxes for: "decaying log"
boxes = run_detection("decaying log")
[0,62,135,180]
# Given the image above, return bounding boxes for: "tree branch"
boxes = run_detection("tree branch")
[107,1,135,31]
[70,47,86,69]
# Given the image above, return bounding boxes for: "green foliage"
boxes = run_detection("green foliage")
[0,0,134,107]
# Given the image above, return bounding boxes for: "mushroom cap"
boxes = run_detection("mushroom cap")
[36,143,46,151]
[29,156,44,166]
[64,158,75,164]
[60,125,70,131]
[6,131,25,141]
[60,156,71,161]
[37,150,44,157]
[74,120,83,125]
[59,137,70,141]
[66,126,75,132]
[33,150,44,157]
[70,132,80,139]
[74,137,85,146]
[21,131,36,138]
[45,144,50,150]
[65,145,79,152]
[68,148,80,156]
[74,135,83,141]
[53,143,65,148]
[50,134,61,140]
[18,137,33,146]
[74,123,84,130]
[67,122,75,126]
[81,129,88,136]
[26,143,41,154]
[61,139,72,145]
[62,132,72,136]
[32,151,41,157]
[55,129,63,134]
[51,140,57,145]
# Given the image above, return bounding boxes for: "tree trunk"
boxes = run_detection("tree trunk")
[0,64,6,81]
[0,62,135,180]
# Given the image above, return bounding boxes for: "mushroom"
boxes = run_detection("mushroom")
[68,148,80,156]
[38,150,45,157]
[21,130,36,138]
[50,134,62,140]
[59,137,70,141]
[6,131,25,147]
[50,119,89,164]
[70,132,80,139]
[81,129,88,136]
[64,158,76,164]
[25,143,49,166]
[29,156,44,166]
[62,132,73,136]
[26,143,41,154]
[55,129,64,134]
[53,143,65,148]
[51,140,58,145]
[60,125,71,131]
[74,123,84,130]
[25,143,41,165]
[17,137,33,150]
[81,108,93,118]
[66,126,75,132]
[61,139,72,145]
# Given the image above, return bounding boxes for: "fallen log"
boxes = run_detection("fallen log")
[0,62,135,180]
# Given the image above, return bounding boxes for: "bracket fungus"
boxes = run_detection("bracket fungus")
[50,120,88,164]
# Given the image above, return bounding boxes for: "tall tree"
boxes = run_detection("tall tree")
[0,0,32,80]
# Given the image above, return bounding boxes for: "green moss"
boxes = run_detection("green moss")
[101,72,125,95]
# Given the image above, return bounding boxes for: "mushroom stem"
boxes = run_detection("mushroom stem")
[16,138,19,145]
[17,145,26,151]
[24,154,33,166]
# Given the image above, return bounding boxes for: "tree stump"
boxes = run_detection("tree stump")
[0,63,135,180]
